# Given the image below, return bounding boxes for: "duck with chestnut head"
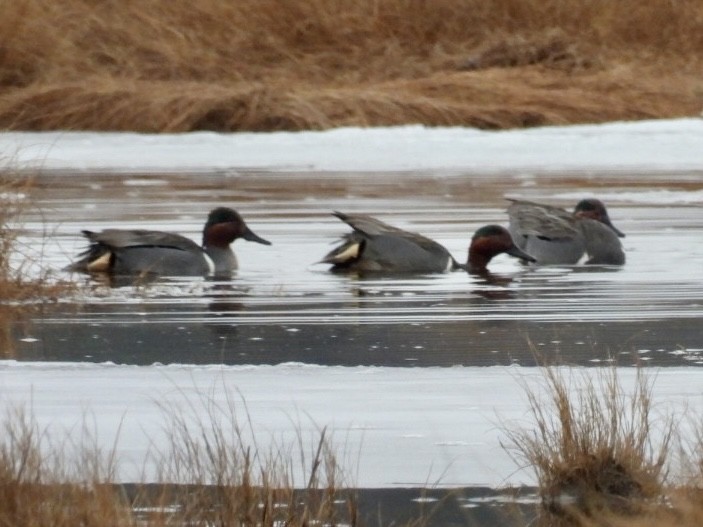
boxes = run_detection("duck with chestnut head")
[322,212,534,274]
[66,207,271,277]
[507,198,625,265]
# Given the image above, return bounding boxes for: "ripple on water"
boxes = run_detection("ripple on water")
[13,170,703,367]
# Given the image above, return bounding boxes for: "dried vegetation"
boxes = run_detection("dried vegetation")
[4,364,703,525]
[0,173,73,356]
[0,175,59,301]
[506,366,703,527]
[0,0,702,131]
[0,395,359,527]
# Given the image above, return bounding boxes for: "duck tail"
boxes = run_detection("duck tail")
[64,231,113,272]
[320,234,364,265]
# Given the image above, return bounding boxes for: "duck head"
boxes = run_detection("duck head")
[468,225,535,273]
[202,207,272,249]
[573,199,625,238]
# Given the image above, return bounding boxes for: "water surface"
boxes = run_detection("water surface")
[10,169,703,368]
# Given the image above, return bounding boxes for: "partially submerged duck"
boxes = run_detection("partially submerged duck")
[507,198,625,265]
[322,212,534,274]
[66,207,271,277]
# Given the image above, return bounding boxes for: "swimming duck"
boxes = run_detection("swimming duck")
[506,198,625,265]
[322,212,534,274]
[66,207,271,276]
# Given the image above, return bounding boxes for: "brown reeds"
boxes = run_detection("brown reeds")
[1,0,701,131]
[0,173,67,303]
[505,366,674,526]
[0,171,74,357]
[140,389,358,526]
[575,412,703,527]
[0,393,360,527]
[4,368,703,525]
[0,406,133,526]
[0,176,31,295]
[504,366,703,527]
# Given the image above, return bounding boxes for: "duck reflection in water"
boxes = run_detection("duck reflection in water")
[205,281,248,340]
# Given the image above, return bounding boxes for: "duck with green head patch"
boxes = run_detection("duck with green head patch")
[66,207,271,277]
[507,198,625,265]
[322,212,534,274]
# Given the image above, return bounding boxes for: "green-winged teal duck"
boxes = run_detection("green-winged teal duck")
[507,198,625,265]
[322,212,534,274]
[66,207,271,276]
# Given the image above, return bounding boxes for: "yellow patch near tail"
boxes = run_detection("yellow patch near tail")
[330,242,360,263]
[86,251,112,272]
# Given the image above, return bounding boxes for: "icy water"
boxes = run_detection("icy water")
[10,169,703,368]
[5,168,703,526]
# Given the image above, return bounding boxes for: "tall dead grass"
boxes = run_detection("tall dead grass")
[505,366,674,526]
[0,406,132,526]
[0,172,73,357]
[570,413,703,527]
[140,389,358,526]
[1,0,701,131]
[503,365,703,527]
[0,173,65,303]
[0,393,360,527]
[4,369,703,525]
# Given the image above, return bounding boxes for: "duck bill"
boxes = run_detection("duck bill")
[507,245,536,263]
[243,227,272,246]
[604,218,626,238]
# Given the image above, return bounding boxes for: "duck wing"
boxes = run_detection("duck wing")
[332,212,448,254]
[322,212,456,272]
[83,229,203,253]
[66,229,207,274]
[506,199,580,241]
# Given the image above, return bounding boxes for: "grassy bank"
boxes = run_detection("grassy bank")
[1,0,702,132]
[0,404,358,527]
[2,367,703,526]
[506,366,703,526]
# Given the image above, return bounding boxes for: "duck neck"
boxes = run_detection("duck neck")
[203,223,237,250]
[467,248,491,274]
[204,245,237,273]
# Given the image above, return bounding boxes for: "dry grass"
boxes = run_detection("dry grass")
[137,389,359,526]
[0,176,32,297]
[5,369,703,525]
[0,406,132,526]
[0,0,702,131]
[0,173,68,303]
[0,384,365,527]
[0,172,74,357]
[0,394,362,527]
[587,490,703,527]
[505,367,703,527]
[505,366,674,526]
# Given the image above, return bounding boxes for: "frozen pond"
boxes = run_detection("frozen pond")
[9,168,703,368]
[2,121,703,524]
